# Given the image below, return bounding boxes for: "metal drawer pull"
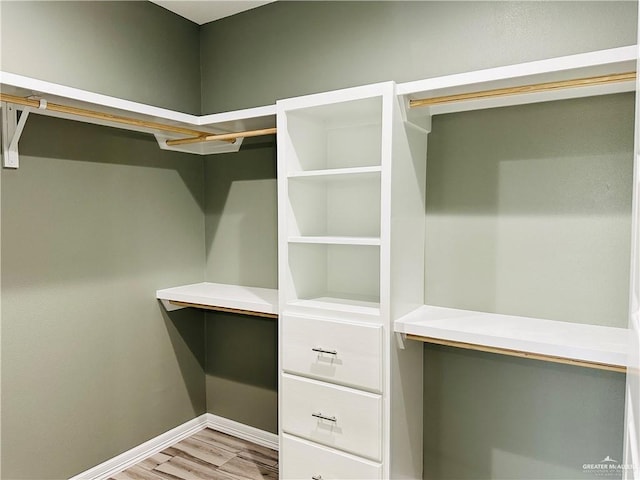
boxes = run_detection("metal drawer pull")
[312,347,337,355]
[312,476,323,480]
[312,412,337,422]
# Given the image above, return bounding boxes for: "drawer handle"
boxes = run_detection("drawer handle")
[312,347,337,355]
[312,412,337,423]
[312,476,323,480]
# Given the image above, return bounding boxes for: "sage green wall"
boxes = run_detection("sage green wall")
[1,2,206,477]
[203,138,277,290]
[0,1,201,113]
[203,137,278,432]
[200,1,637,113]
[1,117,206,479]
[424,345,626,479]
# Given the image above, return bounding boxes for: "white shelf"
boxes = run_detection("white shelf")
[288,297,381,317]
[395,305,629,370]
[288,166,382,179]
[398,45,637,116]
[156,282,278,317]
[0,71,276,156]
[288,236,381,246]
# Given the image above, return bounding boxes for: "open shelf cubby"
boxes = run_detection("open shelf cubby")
[287,169,381,240]
[286,242,381,316]
[283,96,382,173]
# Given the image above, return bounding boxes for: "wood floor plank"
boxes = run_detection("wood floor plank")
[154,456,236,480]
[216,457,278,480]
[167,437,236,467]
[236,447,278,468]
[138,452,173,471]
[192,429,251,454]
[195,428,278,465]
[110,465,169,480]
[236,441,278,462]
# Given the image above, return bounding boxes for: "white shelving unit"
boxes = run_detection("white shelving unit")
[393,45,637,363]
[156,282,278,318]
[277,44,638,480]
[279,85,389,320]
[0,70,276,163]
[393,44,639,473]
[278,81,429,480]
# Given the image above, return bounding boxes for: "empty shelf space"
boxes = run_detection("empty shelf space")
[285,243,380,316]
[156,282,278,318]
[286,171,381,238]
[288,166,382,179]
[281,95,383,173]
[288,236,381,246]
[395,305,629,371]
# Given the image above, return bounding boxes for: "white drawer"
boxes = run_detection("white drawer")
[281,434,382,480]
[282,314,383,392]
[281,374,382,461]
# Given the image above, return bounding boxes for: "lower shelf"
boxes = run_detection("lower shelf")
[395,305,629,372]
[287,296,381,317]
[156,282,278,318]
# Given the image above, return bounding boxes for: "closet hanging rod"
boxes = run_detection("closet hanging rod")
[0,93,234,142]
[165,127,278,146]
[405,334,626,373]
[409,71,636,108]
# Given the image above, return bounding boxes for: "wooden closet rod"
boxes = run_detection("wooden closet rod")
[0,93,234,142]
[406,334,627,373]
[165,127,278,146]
[409,71,636,108]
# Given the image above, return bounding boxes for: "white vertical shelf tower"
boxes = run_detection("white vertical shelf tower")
[277,82,429,479]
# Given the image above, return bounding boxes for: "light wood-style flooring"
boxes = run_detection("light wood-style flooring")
[110,428,278,480]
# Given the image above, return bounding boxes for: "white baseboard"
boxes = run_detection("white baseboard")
[69,414,278,480]
[204,413,279,451]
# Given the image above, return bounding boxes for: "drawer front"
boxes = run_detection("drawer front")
[281,434,382,480]
[282,314,383,392]
[281,374,382,461]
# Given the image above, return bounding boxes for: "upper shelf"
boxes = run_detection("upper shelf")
[0,71,276,156]
[395,305,629,372]
[288,166,382,179]
[156,282,278,318]
[397,45,637,116]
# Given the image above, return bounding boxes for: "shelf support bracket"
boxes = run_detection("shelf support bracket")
[395,331,407,350]
[159,299,186,312]
[2,102,33,169]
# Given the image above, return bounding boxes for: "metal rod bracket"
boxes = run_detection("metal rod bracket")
[2,102,31,169]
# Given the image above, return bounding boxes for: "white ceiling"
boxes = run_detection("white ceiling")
[150,1,276,25]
